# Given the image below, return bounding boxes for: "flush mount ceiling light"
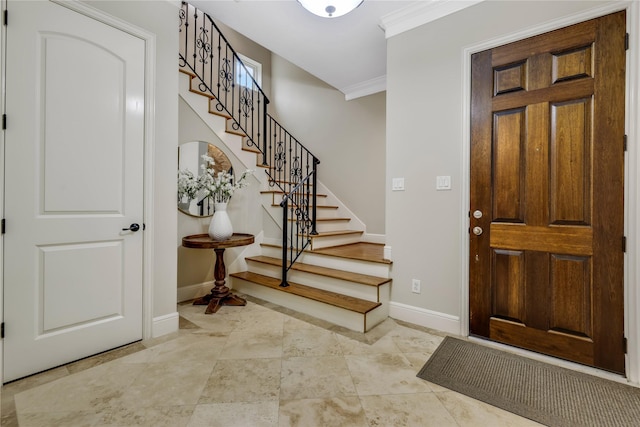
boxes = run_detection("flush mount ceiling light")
[298,0,364,18]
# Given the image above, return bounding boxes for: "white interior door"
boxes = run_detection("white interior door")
[3,0,145,382]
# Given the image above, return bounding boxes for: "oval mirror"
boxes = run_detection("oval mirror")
[178,141,233,217]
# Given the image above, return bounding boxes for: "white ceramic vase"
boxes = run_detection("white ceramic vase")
[208,202,233,241]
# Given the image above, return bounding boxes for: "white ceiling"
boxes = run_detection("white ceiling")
[188,0,469,100]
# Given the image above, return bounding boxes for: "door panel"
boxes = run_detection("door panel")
[3,1,145,382]
[549,99,591,225]
[41,242,124,331]
[43,33,126,213]
[470,11,626,373]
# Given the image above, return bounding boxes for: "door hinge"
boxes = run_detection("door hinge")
[624,135,627,152]
[625,33,629,51]
[3,10,7,26]
[1,322,4,339]
[1,218,5,234]
[623,236,627,252]
[2,114,6,130]
[624,337,627,354]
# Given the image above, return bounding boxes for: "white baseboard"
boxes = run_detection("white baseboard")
[177,281,214,303]
[389,301,460,335]
[362,233,386,244]
[152,312,179,338]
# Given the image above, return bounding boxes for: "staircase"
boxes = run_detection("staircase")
[232,243,391,332]
[179,2,392,332]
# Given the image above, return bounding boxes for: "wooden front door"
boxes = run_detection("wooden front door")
[469,11,626,373]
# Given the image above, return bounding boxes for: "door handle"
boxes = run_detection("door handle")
[122,223,140,232]
[472,226,483,236]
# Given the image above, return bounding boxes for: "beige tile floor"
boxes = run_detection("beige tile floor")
[1,296,542,426]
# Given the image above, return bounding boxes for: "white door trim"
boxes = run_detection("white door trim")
[459,1,639,383]
[50,0,157,342]
[0,0,6,387]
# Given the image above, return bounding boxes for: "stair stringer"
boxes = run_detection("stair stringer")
[179,72,263,177]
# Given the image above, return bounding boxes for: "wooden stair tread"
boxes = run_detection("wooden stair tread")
[288,217,350,223]
[272,180,314,186]
[246,255,391,287]
[188,79,216,99]
[261,190,327,197]
[312,242,392,264]
[230,271,381,314]
[206,99,233,119]
[311,230,363,237]
[179,68,196,78]
[261,242,391,265]
[226,129,247,137]
[272,203,338,209]
[207,108,232,120]
[242,145,262,154]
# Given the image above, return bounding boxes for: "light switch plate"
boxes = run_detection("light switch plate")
[392,177,405,191]
[436,176,451,190]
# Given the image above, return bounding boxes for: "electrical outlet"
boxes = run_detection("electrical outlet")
[411,279,421,294]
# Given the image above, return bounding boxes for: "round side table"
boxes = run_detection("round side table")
[182,233,255,314]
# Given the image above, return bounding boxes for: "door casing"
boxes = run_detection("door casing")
[0,0,156,385]
[460,0,640,383]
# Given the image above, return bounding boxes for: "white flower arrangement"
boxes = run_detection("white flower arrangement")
[177,169,199,202]
[197,155,253,203]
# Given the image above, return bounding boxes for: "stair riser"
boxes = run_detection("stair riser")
[311,221,351,233]
[263,203,342,220]
[263,192,328,207]
[310,233,362,250]
[230,277,386,332]
[281,220,351,233]
[246,261,384,303]
[260,245,391,278]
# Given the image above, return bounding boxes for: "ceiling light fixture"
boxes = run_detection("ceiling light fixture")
[298,0,364,18]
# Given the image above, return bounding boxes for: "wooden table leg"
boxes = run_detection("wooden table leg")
[192,247,246,314]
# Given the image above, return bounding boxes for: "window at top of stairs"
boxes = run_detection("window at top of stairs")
[236,54,262,88]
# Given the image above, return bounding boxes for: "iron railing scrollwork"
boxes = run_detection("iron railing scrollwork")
[179,1,268,164]
[179,2,321,287]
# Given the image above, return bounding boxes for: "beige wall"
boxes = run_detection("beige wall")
[386,1,618,317]
[177,98,263,292]
[86,0,179,325]
[214,20,273,98]
[270,54,387,235]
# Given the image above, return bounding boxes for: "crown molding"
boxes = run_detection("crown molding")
[380,0,484,39]
[341,75,387,100]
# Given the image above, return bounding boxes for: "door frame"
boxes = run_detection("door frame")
[0,0,156,384]
[460,1,640,383]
